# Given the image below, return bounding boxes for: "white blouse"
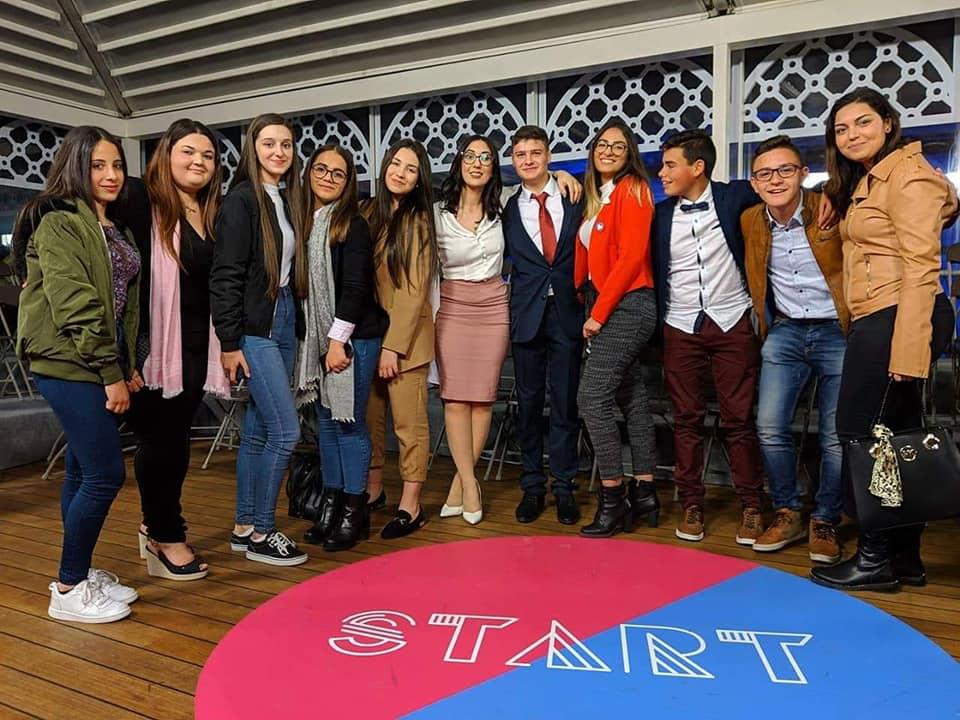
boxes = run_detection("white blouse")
[578,180,615,250]
[434,202,505,281]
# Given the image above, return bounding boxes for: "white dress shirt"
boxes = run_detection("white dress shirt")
[519,176,564,256]
[264,183,296,288]
[766,195,837,320]
[579,180,615,250]
[435,203,505,281]
[664,185,752,333]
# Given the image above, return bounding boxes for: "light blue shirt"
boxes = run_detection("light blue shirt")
[766,195,836,320]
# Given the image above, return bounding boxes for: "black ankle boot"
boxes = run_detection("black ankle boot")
[579,483,632,538]
[627,479,660,528]
[304,488,342,545]
[810,530,898,591]
[324,492,370,552]
[890,525,926,586]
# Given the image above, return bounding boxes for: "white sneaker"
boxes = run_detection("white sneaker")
[88,568,139,604]
[48,579,131,624]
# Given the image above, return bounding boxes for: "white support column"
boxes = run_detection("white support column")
[711,41,731,182]
[121,136,141,177]
[729,48,746,180]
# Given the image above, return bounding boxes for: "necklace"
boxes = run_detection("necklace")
[184,205,200,214]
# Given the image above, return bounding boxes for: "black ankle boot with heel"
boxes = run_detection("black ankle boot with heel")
[324,492,370,552]
[890,524,926,586]
[580,483,633,538]
[627,479,660,528]
[304,488,342,545]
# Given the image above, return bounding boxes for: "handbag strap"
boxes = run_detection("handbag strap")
[872,378,927,430]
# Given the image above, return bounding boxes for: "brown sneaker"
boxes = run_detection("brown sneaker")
[808,520,841,564]
[675,505,704,542]
[735,508,764,546]
[753,508,806,552]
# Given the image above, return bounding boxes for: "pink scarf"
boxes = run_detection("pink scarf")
[142,217,230,399]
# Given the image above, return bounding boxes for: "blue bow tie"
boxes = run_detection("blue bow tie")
[679,201,709,213]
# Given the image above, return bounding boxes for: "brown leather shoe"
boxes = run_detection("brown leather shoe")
[675,505,704,542]
[735,507,764,546]
[809,520,841,564]
[753,508,805,552]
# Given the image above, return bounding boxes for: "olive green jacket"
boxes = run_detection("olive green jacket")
[17,199,139,385]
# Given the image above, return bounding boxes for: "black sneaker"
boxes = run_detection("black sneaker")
[230,528,254,551]
[245,531,308,566]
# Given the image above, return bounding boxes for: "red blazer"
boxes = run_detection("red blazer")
[574,177,655,324]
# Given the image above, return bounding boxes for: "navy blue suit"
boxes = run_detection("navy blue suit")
[503,190,584,494]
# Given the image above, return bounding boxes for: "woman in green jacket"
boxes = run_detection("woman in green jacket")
[16,126,142,624]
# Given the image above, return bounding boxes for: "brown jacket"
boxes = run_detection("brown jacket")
[741,190,847,341]
[841,141,956,378]
[375,241,435,373]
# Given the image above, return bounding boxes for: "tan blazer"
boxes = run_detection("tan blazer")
[741,190,848,341]
[840,141,957,378]
[375,241,435,373]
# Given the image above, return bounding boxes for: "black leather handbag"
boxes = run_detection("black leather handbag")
[286,451,323,520]
[848,381,960,532]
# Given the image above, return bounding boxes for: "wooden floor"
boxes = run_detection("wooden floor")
[0,449,959,719]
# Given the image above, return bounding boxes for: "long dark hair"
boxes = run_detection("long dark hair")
[824,88,904,217]
[438,134,503,220]
[230,113,306,299]
[301,143,360,246]
[12,126,127,273]
[144,118,222,267]
[584,118,651,219]
[362,139,437,290]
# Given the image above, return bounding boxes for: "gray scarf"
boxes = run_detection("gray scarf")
[295,203,355,421]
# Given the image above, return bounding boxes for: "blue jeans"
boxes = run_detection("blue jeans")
[34,375,126,585]
[756,319,845,524]
[236,287,300,534]
[316,337,381,495]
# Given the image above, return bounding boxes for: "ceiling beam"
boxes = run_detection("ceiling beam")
[6,20,77,49]
[0,39,92,74]
[0,87,126,132]
[55,0,132,115]
[0,61,103,95]
[82,0,171,23]
[0,0,60,20]
[112,0,472,76]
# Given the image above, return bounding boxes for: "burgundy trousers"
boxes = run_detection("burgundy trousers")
[663,312,764,510]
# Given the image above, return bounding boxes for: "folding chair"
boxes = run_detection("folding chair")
[201,380,250,469]
[0,284,33,399]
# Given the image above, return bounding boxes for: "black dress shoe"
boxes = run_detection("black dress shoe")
[555,493,580,525]
[515,492,545,523]
[380,507,426,539]
[367,489,387,511]
[810,531,898,592]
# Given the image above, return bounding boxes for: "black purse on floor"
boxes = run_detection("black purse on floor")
[848,380,960,532]
[286,451,323,521]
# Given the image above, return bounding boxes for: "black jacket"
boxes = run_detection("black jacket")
[331,215,389,339]
[211,180,305,352]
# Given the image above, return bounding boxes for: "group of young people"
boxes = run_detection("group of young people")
[11,84,957,626]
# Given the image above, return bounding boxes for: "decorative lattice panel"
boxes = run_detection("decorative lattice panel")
[379,89,527,173]
[292,111,372,183]
[743,28,954,141]
[213,130,242,191]
[545,59,713,160]
[0,119,68,190]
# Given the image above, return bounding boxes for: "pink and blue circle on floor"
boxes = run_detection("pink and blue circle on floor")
[195,537,959,719]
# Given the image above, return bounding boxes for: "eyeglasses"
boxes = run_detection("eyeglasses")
[751,164,801,182]
[311,164,347,183]
[462,151,493,166]
[595,140,628,156]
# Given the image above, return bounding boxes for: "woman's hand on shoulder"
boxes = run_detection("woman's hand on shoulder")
[555,171,583,203]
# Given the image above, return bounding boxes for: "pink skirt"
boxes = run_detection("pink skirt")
[435,277,509,402]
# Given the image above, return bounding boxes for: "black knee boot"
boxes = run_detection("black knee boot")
[324,492,370,552]
[304,488,342,545]
[810,530,898,591]
[580,483,633,538]
[890,524,926,586]
[627,479,660,528]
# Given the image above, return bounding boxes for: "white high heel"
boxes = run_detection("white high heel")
[440,503,463,518]
[138,530,148,560]
[462,482,483,525]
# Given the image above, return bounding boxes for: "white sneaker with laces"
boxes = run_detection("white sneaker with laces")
[88,568,139,604]
[48,579,131,624]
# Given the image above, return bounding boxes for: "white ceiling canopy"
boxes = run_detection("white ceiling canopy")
[0,0,761,118]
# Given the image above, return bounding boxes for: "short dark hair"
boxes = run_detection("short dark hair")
[511,125,549,149]
[752,135,804,168]
[661,129,716,178]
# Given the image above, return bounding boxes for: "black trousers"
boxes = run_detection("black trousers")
[836,294,954,519]
[125,348,208,543]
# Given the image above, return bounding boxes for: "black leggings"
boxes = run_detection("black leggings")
[125,349,208,543]
[836,294,954,517]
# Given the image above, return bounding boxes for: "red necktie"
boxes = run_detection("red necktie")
[533,192,557,265]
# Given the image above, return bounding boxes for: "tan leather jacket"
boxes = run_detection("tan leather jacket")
[840,142,957,378]
[741,190,847,341]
